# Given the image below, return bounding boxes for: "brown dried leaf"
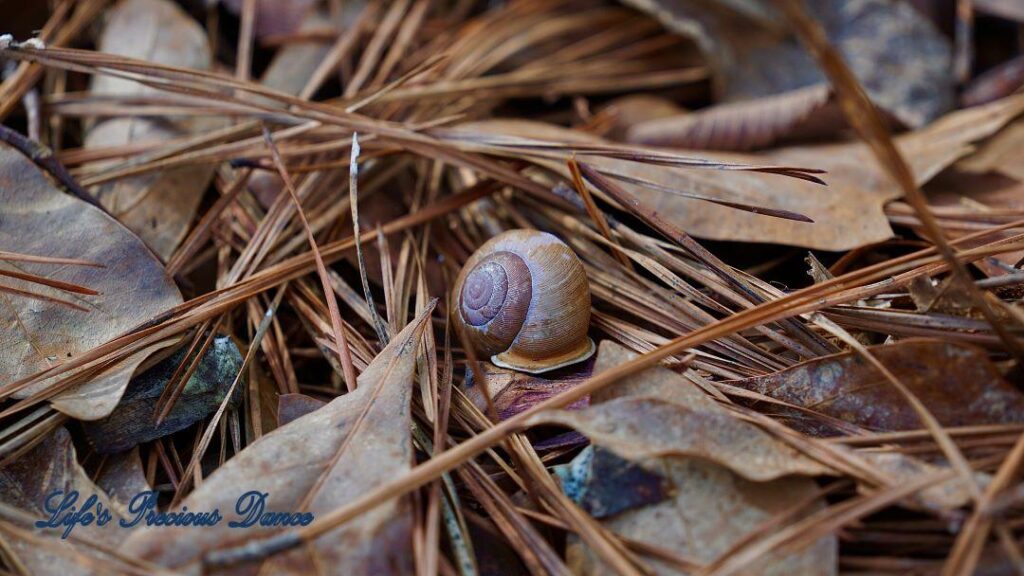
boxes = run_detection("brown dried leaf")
[95,448,152,519]
[624,0,954,129]
[458,94,1024,249]
[627,84,833,150]
[464,360,592,421]
[532,396,832,482]
[733,339,1024,434]
[529,341,834,481]
[557,341,836,573]
[0,427,121,576]
[85,0,215,260]
[121,304,434,574]
[0,142,182,420]
[566,458,836,576]
[276,392,326,426]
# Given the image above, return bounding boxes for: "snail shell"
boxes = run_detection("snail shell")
[453,229,594,374]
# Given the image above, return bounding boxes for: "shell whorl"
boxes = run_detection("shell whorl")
[458,251,532,356]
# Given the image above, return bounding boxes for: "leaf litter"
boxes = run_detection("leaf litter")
[0,0,1023,574]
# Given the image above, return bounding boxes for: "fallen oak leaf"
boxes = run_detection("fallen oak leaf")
[84,0,217,261]
[121,302,435,574]
[528,395,833,482]
[732,338,1024,434]
[0,140,183,420]
[566,457,836,576]
[627,82,835,150]
[0,427,123,576]
[624,0,954,130]
[557,343,836,574]
[528,340,834,481]
[82,335,243,454]
[454,93,1024,250]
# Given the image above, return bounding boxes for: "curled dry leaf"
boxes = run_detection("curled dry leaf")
[567,458,835,576]
[627,83,834,150]
[733,339,1024,435]
[0,141,182,420]
[463,359,592,420]
[624,0,953,131]
[531,395,833,482]
[558,342,836,575]
[82,335,244,454]
[529,341,835,481]
[0,427,122,576]
[85,0,215,260]
[456,93,1024,249]
[121,303,434,574]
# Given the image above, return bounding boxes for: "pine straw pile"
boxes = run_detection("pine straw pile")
[1,0,1024,574]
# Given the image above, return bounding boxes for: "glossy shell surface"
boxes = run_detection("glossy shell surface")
[453,230,594,373]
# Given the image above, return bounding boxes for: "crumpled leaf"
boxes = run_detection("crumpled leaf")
[85,0,215,260]
[463,359,592,420]
[0,141,182,420]
[532,395,833,481]
[624,0,953,130]
[0,427,122,576]
[82,335,244,454]
[455,94,1024,249]
[627,83,834,150]
[558,342,835,574]
[530,341,835,481]
[733,339,1024,435]
[121,303,434,574]
[567,457,835,575]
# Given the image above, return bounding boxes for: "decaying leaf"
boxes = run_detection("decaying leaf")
[557,341,836,575]
[554,446,672,519]
[627,83,834,150]
[733,339,1024,435]
[530,340,834,481]
[567,457,835,575]
[463,359,592,420]
[455,94,1024,249]
[82,335,244,454]
[0,427,122,576]
[121,303,434,574]
[531,392,833,481]
[85,0,216,260]
[624,0,954,130]
[0,141,183,420]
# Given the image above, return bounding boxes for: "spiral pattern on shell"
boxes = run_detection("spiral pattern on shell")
[458,251,532,354]
[453,230,594,374]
